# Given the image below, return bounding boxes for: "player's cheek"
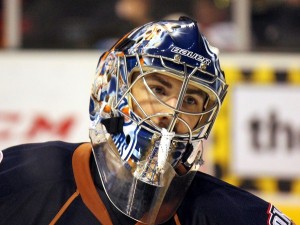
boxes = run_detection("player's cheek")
[186,114,200,130]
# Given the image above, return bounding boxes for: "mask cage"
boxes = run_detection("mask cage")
[112,52,227,142]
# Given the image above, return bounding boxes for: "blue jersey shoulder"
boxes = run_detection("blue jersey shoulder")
[178,171,270,225]
[0,141,82,194]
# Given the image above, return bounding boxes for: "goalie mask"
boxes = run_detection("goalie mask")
[89,17,228,224]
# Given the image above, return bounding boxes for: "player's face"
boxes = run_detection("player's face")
[131,73,206,134]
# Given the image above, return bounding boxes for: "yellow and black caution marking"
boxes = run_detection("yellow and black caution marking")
[208,65,300,222]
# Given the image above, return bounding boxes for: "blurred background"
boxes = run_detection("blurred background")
[0,0,299,222]
[2,0,300,51]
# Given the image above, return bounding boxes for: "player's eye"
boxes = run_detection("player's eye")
[184,96,197,105]
[150,86,166,96]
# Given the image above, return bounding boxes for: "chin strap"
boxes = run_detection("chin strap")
[101,116,124,134]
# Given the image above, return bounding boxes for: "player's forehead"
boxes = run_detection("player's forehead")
[145,72,180,86]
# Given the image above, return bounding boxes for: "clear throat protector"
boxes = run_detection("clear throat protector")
[92,133,203,224]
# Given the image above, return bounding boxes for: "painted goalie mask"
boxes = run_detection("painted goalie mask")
[89,17,228,224]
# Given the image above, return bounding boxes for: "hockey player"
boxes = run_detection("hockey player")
[0,17,295,225]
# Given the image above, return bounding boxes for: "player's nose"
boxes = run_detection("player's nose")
[155,96,179,130]
[164,96,178,109]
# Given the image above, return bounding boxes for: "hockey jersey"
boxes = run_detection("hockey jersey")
[0,141,294,225]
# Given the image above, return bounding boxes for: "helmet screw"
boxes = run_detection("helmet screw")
[200,63,207,71]
[174,54,181,62]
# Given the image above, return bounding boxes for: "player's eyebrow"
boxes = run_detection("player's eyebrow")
[150,74,172,88]
[185,88,208,99]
